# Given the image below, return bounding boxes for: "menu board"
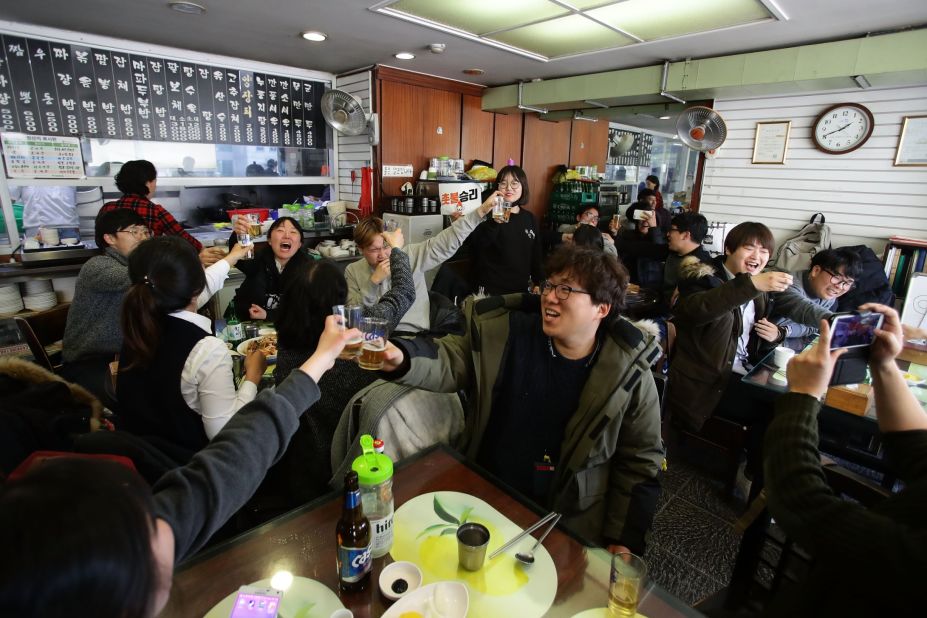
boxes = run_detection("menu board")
[1,132,84,178]
[0,34,326,148]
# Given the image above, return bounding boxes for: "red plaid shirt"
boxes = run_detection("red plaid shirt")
[100,194,202,252]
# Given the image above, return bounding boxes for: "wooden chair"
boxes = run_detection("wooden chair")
[14,303,70,372]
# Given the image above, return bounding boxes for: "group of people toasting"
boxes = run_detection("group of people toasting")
[1,158,920,617]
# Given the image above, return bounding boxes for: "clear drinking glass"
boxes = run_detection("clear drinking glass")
[358,317,388,370]
[608,552,647,617]
[333,305,364,359]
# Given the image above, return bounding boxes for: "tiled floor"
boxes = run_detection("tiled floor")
[644,456,748,606]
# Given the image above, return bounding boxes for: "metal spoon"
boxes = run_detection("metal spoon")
[515,514,561,565]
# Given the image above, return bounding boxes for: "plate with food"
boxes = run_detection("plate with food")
[237,334,278,362]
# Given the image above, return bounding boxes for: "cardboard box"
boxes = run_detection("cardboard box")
[824,383,873,416]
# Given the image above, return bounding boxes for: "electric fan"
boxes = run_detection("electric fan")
[320,89,379,146]
[676,106,727,152]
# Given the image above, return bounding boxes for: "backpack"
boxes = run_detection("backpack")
[835,245,895,311]
[772,213,831,271]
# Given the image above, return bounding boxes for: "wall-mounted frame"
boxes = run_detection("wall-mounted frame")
[752,120,791,164]
[894,115,927,167]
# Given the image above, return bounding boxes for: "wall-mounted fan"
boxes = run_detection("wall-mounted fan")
[320,89,379,146]
[676,106,727,152]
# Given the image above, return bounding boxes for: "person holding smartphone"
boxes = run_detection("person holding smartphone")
[763,304,927,616]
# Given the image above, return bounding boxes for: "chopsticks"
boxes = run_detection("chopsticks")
[488,511,560,560]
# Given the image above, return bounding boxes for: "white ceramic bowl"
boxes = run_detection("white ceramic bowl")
[381,581,468,618]
[378,561,423,602]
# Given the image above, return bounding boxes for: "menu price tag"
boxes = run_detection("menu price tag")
[438,182,482,215]
[382,164,413,177]
[1,132,84,178]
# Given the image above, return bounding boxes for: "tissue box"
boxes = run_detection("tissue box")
[824,383,873,416]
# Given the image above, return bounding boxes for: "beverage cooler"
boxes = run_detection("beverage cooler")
[382,213,444,244]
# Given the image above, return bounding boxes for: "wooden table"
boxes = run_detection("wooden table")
[161,447,700,617]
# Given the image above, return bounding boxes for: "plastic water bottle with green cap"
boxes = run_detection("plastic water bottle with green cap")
[352,434,394,558]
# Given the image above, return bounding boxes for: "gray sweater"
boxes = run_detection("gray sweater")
[344,208,483,333]
[772,269,836,338]
[62,247,130,363]
[153,370,321,562]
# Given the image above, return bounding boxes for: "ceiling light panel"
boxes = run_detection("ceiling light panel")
[391,0,568,35]
[491,14,634,57]
[587,0,772,41]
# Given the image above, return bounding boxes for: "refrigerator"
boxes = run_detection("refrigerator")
[381,213,445,244]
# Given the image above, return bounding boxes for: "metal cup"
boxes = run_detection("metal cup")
[456,522,490,571]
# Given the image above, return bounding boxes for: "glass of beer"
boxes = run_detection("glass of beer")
[333,305,364,359]
[501,201,513,222]
[358,317,388,370]
[608,552,647,618]
[247,213,262,238]
[492,195,506,223]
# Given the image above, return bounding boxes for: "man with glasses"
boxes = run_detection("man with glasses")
[772,248,862,338]
[663,212,713,309]
[377,246,664,556]
[550,205,618,257]
[346,195,495,334]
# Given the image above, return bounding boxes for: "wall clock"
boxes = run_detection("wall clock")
[811,103,875,154]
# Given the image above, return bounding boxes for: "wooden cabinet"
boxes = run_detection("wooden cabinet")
[461,94,494,167]
[521,114,571,219]
[492,113,523,172]
[569,120,608,169]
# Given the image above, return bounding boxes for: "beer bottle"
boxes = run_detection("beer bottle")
[336,470,372,592]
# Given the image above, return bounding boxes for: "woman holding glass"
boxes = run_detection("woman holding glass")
[465,165,544,295]
[269,227,414,501]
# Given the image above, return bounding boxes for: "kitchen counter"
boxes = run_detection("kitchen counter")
[0,261,83,283]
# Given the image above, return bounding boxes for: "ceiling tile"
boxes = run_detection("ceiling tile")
[490,14,634,57]
[389,0,569,35]
[587,0,772,41]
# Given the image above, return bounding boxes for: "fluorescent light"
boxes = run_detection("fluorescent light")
[573,111,598,122]
[659,115,671,120]
[394,52,415,60]
[852,74,871,89]
[300,31,327,42]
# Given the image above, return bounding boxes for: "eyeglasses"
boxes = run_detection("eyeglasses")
[117,226,150,239]
[580,212,599,222]
[541,280,591,301]
[497,181,521,190]
[822,268,855,289]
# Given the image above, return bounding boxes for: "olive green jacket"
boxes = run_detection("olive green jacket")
[389,293,664,551]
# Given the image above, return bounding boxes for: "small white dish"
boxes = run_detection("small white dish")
[381,581,468,618]
[258,327,276,336]
[379,561,423,601]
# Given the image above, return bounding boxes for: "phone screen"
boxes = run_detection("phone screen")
[229,589,280,618]
[830,312,883,349]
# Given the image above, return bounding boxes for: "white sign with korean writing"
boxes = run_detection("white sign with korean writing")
[439,182,483,215]
[382,164,413,177]
[1,133,84,178]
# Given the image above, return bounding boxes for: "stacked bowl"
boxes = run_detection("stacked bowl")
[0,284,24,316]
[22,280,57,312]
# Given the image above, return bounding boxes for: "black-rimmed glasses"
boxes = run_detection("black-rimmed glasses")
[822,268,855,289]
[541,280,592,300]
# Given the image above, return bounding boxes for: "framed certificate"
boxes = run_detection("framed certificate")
[894,115,927,166]
[752,121,791,164]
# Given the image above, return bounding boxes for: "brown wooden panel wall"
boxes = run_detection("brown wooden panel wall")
[492,113,523,172]
[521,115,571,221]
[379,79,422,198]
[421,88,462,164]
[569,120,608,169]
[461,94,494,168]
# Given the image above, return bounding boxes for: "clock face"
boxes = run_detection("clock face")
[812,103,875,154]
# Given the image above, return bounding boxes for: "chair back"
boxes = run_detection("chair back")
[14,303,70,371]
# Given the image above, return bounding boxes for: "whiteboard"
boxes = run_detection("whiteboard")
[901,272,927,328]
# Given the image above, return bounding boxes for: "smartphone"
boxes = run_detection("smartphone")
[632,209,651,221]
[229,586,281,618]
[828,311,884,350]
